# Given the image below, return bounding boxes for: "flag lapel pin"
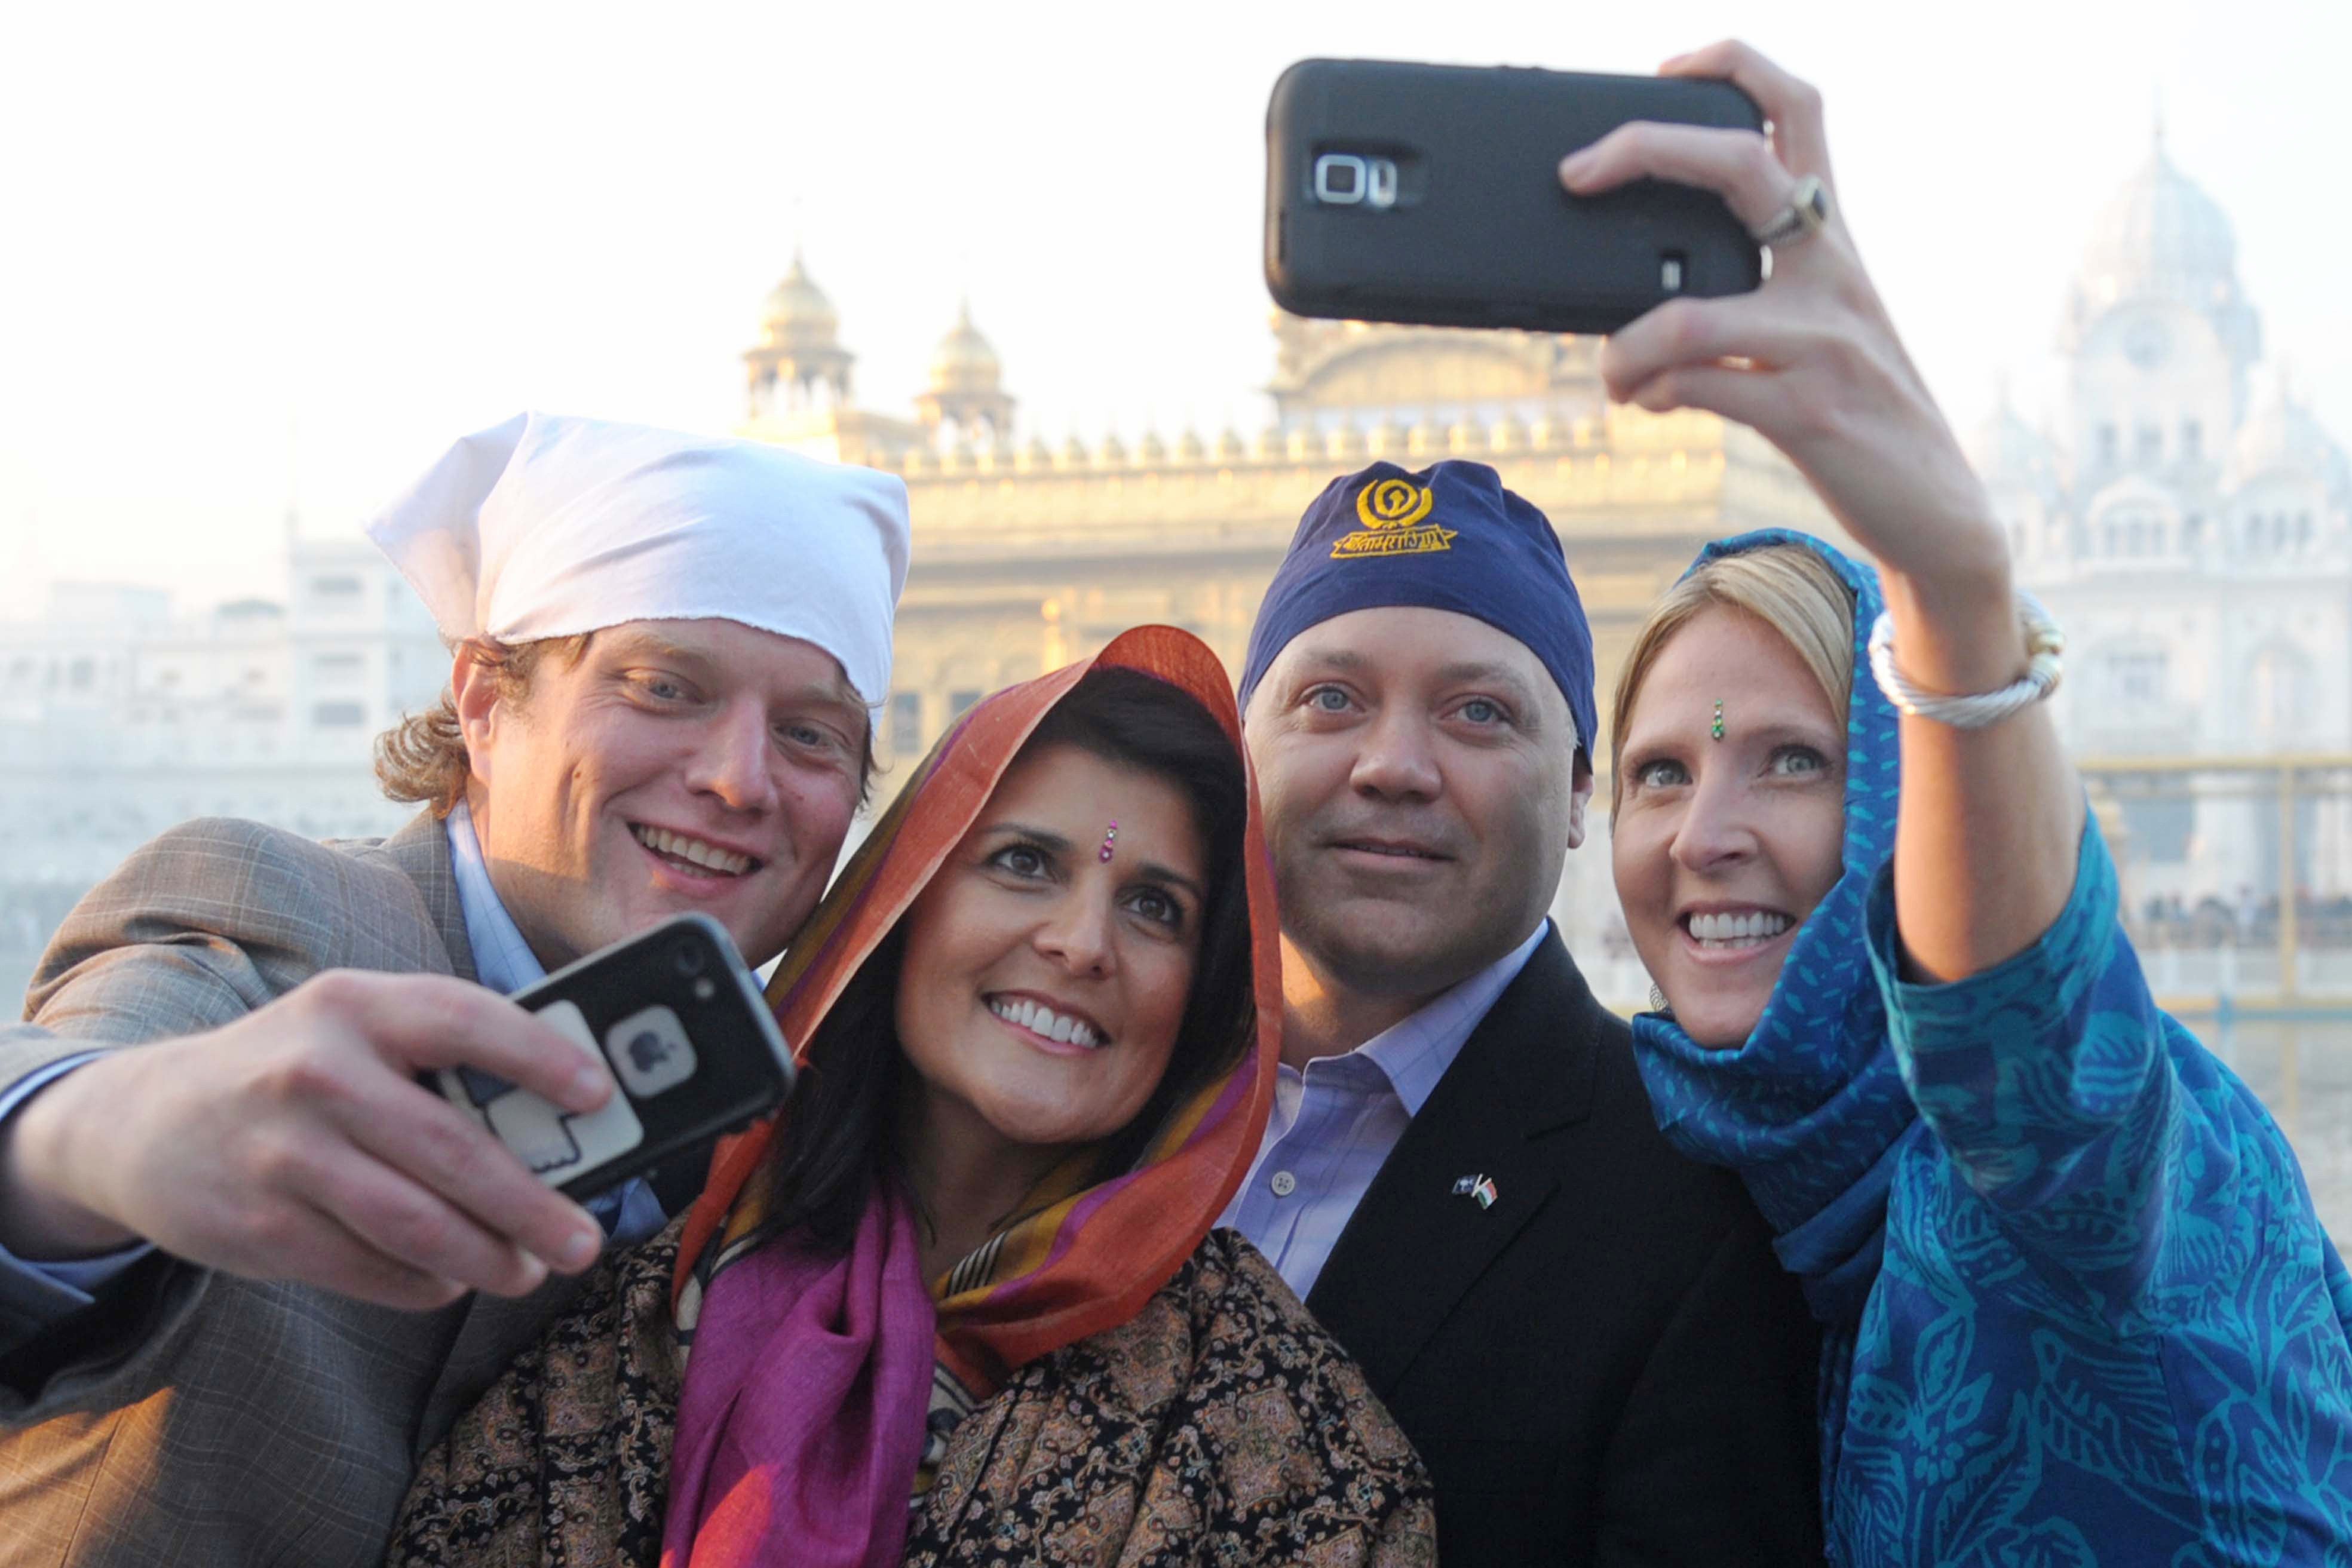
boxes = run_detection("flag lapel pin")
[1450,1173,1498,1210]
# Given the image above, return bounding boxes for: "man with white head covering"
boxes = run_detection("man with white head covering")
[0,413,912,1568]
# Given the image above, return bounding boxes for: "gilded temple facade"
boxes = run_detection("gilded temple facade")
[737,253,1838,975]
[740,253,1839,778]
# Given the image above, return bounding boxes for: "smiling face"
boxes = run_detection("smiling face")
[1246,605,1589,1007]
[893,742,1209,1162]
[456,617,869,971]
[1610,606,1848,1048]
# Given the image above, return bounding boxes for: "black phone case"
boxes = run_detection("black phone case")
[1265,59,1765,335]
[442,913,795,1202]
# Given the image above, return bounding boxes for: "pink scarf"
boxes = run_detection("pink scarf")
[660,1192,935,1568]
[661,627,1281,1568]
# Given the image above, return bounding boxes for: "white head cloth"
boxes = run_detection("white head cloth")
[366,412,912,705]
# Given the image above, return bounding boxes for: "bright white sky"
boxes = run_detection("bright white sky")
[1,0,2341,617]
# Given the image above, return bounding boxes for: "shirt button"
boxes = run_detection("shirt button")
[1269,1170,1298,1197]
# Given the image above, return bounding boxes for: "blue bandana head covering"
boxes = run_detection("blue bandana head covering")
[1628,528,1924,1324]
[1237,461,1597,761]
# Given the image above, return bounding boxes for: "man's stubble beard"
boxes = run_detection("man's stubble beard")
[1278,852,1541,1007]
[1253,721,1577,1011]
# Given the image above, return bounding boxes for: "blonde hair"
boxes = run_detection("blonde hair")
[1608,544,1855,812]
[373,634,594,817]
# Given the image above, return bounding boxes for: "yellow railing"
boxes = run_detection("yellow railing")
[2077,752,2352,1007]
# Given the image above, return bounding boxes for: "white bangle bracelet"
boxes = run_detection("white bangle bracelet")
[1866,592,2065,729]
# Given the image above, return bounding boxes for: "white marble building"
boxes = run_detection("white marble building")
[0,532,446,893]
[1975,131,2352,905]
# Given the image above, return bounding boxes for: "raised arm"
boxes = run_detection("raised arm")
[1558,39,2081,981]
[1559,44,2209,1297]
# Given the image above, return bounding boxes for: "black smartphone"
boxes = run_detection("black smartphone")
[436,913,794,1202]
[1265,59,1764,335]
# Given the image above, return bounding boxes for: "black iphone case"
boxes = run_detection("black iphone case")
[1265,59,1765,335]
[438,912,795,1203]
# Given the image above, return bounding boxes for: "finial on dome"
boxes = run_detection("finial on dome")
[927,299,1002,389]
[759,250,840,342]
[916,297,1014,441]
[746,246,853,416]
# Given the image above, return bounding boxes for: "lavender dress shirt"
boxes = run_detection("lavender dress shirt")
[1219,921,1548,1300]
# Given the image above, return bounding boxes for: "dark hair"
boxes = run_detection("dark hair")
[761,665,1254,1253]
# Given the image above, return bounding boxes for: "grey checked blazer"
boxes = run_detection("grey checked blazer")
[0,811,593,1568]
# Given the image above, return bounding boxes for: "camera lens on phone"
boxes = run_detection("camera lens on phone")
[1314,153,1366,205]
[674,943,706,977]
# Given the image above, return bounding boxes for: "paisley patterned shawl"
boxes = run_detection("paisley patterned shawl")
[387,1219,1439,1568]
[1629,528,1922,1325]
[666,625,1283,1564]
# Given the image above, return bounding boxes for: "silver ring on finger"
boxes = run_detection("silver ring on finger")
[1751,174,1832,249]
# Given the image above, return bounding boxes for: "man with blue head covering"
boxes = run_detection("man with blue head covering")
[0,413,911,1567]
[1229,459,1822,1564]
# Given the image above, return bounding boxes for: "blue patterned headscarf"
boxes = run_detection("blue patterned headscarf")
[1629,529,1924,1324]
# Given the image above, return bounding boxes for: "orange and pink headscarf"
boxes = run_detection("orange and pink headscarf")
[661,626,1281,1568]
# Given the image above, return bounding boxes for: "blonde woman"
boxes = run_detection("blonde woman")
[1586,41,2352,1566]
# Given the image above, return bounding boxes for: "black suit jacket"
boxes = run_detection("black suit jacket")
[1307,932,1823,1566]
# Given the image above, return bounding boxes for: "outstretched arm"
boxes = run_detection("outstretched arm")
[0,820,612,1332]
[1559,39,2082,983]
[1561,45,2213,1300]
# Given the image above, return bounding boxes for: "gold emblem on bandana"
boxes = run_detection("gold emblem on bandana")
[1333,477,1455,559]
[1357,478,1435,530]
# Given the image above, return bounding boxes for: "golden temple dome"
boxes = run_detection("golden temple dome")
[758,250,839,349]
[928,299,1003,392]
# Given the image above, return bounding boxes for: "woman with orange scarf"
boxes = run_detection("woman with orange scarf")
[387,627,1434,1568]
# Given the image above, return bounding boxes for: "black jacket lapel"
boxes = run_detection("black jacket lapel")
[1305,932,1600,1394]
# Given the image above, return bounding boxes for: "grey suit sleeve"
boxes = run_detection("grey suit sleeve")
[0,1055,158,1346]
[0,936,263,1377]
[0,820,347,1389]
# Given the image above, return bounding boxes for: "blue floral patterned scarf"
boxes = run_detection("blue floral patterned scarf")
[1629,529,1923,1325]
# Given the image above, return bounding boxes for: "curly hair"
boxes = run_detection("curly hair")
[374,636,594,817]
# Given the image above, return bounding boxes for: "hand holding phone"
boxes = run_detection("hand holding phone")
[438,913,795,1202]
[1554,42,1995,596]
[1,969,614,1312]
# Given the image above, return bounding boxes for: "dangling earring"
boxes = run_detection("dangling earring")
[1647,981,1670,1014]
